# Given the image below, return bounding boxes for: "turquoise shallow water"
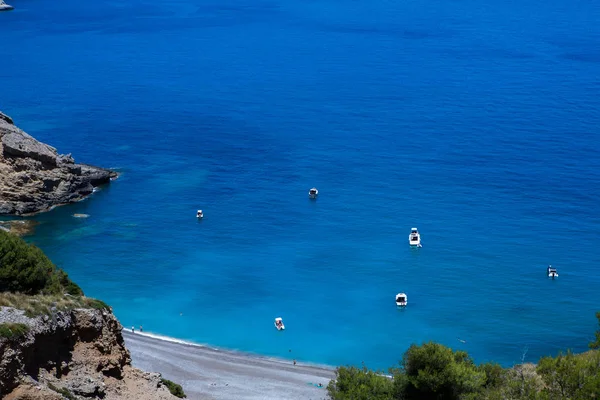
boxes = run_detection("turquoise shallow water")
[2,0,600,369]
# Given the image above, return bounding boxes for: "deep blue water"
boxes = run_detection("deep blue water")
[2,0,600,369]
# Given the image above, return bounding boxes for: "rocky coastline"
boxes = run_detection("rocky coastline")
[0,111,117,216]
[0,0,14,11]
[0,305,180,400]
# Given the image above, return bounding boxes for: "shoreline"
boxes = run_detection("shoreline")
[122,329,336,370]
[123,330,335,400]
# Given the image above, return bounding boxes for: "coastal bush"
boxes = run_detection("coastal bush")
[0,232,110,315]
[160,378,186,398]
[327,315,600,400]
[493,363,543,400]
[477,362,506,390]
[589,311,600,350]
[47,268,84,296]
[0,322,30,339]
[326,364,394,400]
[400,342,486,400]
[537,350,600,399]
[0,230,82,295]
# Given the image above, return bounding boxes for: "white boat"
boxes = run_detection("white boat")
[274,317,285,330]
[409,228,421,247]
[547,265,558,279]
[196,209,203,219]
[395,293,408,307]
[0,0,14,11]
[308,187,318,199]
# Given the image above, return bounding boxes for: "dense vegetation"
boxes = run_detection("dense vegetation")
[0,230,113,315]
[328,313,600,400]
[161,378,187,398]
[0,231,188,397]
[0,230,82,295]
[589,311,600,350]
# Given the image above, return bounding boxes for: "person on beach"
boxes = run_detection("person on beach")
[293,359,296,366]
[140,325,143,332]
[131,326,135,333]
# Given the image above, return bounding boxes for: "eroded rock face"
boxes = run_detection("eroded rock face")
[2,130,59,166]
[0,111,14,125]
[0,111,117,216]
[0,307,177,400]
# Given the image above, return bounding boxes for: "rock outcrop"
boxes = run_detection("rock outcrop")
[0,306,179,400]
[0,220,39,236]
[0,111,117,216]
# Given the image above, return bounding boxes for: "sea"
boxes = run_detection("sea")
[1,0,599,370]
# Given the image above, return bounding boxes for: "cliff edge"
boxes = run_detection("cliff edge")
[0,304,180,400]
[0,111,117,216]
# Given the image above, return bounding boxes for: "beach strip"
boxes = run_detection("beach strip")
[123,331,335,400]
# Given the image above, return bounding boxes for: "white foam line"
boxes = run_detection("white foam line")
[124,330,216,349]
[123,330,335,370]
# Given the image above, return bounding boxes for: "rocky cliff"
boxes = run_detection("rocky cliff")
[0,111,117,216]
[0,306,179,400]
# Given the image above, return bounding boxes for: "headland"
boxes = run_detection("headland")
[0,111,117,216]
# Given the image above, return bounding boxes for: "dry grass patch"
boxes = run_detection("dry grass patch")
[0,322,29,339]
[0,292,110,317]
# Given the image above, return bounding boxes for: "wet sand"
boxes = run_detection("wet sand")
[123,331,335,400]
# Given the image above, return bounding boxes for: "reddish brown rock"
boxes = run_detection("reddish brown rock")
[0,307,178,400]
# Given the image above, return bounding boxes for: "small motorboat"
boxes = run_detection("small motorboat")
[0,0,14,11]
[72,213,90,218]
[395,293,408,307]
[409,228,421,247]
[274,317,285,330]
[308,187,319,199]
[196,209,204,219]
[547,265,558,279]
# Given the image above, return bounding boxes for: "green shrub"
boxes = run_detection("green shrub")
[478,362,506,390]
[489,363,542,400]
[48,268,84,296]
[0,230,82,296]
[160,378,186,398]
[589,311,600,350]
[327,313,600,400]
[401,342,486,400]
[0,322,30,339]
[327,364,394,400]
[537,350,600,399]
